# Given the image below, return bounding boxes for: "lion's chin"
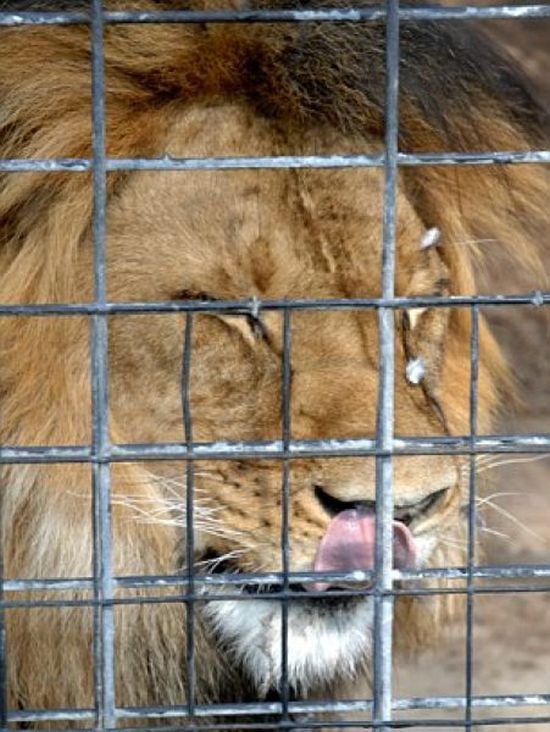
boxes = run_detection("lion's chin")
[202,593,373,696]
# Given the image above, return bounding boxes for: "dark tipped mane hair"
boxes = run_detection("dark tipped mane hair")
[0,0,547,272]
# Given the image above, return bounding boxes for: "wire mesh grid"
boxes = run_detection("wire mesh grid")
[0,0,549,730]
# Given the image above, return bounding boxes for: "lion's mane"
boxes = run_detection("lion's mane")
[0,0,547,723]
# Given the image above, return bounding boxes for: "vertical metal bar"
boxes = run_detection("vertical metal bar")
[0,479,6,730]
[465,305,480,730]
[280,308,292,720]
[181,313,196,719]
[373,0,400,728]
[90,0,116,728]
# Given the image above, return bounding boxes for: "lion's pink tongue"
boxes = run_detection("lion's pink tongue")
[309,509,416,592]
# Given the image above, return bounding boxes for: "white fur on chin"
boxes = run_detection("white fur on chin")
[203,595,374,696]
[201,534,437,696]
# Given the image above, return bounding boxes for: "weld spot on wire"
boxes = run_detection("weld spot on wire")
[420,227,441,250]
[249,296,261,320]
[406,357,426,385]
[531,290,544,307]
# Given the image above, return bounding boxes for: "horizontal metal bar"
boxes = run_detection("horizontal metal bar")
[8,718,550,731]
[3,582,550,610]
[1,4,550,26]
[0,433,548,464]
[1,150,550,173]
[7,691,550,725]
[0,291,547,317]
[4,564,550,594]
[104,717,550,730]
[9,709,96,723]
[118,693,550,718]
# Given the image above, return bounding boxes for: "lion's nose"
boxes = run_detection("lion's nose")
[314,484,450,527]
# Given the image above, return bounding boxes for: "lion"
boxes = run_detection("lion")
[0,0,547,727]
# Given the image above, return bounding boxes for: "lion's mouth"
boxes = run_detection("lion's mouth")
[201,508,420,599]
[242,582,303,596]
[198,555,362,604]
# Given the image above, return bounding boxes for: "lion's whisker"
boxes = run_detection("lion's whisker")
[434,532,467,549]
[476,453,550,474]
[476,491,521,505]
[195,548,247,572]
[111,493,249,540]
[479,497,546,543]
[479,525,511,541]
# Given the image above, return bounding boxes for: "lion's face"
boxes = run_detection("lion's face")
[98,105,468,694]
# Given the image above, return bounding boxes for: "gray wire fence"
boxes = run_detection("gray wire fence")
[0,1,549,730]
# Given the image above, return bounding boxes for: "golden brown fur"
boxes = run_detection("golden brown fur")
[0,0,547,726]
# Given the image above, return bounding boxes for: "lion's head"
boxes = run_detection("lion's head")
[105,103,471,696]
[0,0,547,720]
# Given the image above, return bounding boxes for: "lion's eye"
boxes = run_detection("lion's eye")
[174,289,215,303]
[174,290,268,342]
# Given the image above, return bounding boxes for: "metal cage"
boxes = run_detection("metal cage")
[0,1,549,729]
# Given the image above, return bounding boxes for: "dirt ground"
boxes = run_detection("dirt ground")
[395,17,550,731]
